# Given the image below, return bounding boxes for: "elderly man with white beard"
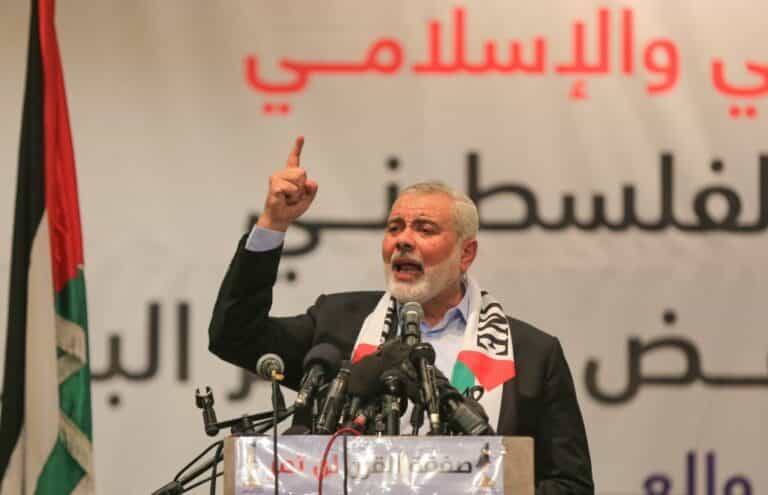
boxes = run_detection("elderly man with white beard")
[208,137,594,494]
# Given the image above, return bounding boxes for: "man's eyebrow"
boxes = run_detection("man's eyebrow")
[413,218,440,226]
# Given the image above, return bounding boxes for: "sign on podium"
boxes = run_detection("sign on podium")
[223,435,533,494]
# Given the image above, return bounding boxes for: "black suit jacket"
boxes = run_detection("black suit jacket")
[209,239,594,494]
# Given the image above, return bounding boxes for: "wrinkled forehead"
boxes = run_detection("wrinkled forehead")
[387,192,455,224]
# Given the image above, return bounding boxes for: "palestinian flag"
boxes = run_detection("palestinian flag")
[0,0,94,493]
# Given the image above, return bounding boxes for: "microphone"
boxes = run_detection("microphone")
[342,351,389,431]
[346,402,380,434]
[256,353,285,381]
[410,342,441,433]
[296,343,343,408]
[380,368,407,435]
[433,370,494,435]
[195,386,219,437]
[315,360,351,434]
[399,301,424,346]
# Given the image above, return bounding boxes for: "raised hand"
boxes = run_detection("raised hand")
[257,136,319,232]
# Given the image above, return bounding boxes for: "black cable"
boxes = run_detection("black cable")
[343,432,348,495]
[210,442,223,495]
[272,380,279,495]
[184,471,222,492]
[174,440,224,481]
[254,407,295,435]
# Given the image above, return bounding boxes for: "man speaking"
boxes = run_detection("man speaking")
[208,137,594,494]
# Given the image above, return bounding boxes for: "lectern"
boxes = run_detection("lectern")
[223,435,533,494]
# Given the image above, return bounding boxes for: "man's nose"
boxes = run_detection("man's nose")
[394,230,414,253]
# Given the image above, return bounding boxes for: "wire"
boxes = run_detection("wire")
[317,428,360,495]
[210,442,224,495]
[174,440,224,481]
[254,407,295,435]
[184,471,222,492]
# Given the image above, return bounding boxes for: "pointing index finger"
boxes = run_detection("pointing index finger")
[286,135,304,168]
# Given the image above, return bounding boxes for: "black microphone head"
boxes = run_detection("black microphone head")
[302,342,343,374]
[256,353,284,380]
[348,353,387,398]
[381,368,410,410]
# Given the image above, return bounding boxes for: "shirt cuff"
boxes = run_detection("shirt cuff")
[245,225,285,252]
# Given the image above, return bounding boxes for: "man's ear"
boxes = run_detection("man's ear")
[460,239,478,272]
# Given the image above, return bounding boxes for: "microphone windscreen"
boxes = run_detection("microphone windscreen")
[302,342,343,374]
[379,341,411,367]
[347,353,386,398]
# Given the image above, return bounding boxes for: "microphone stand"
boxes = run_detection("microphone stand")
[309,382,329,434]
[154,386,296,495]
[381,370,404,435]
[409,399,425,435]
[270,370,286,495]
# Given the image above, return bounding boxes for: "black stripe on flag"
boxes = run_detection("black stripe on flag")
[0,0,47,479]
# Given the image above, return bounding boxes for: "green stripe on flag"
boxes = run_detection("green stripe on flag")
[55,271,93,441]
[34,437,84,495]
[451,359,475,393]
[54,269,87,330]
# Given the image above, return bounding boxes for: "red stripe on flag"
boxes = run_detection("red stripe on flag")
[38,0,84,293]
[351,343,378,364]
[457,350,516,391]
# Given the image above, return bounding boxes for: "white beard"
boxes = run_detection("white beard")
[384,245,463,304]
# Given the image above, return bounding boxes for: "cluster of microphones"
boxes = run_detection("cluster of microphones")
[199,302,494,437]
[154,303,495,495]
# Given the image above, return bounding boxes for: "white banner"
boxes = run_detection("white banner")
[230,436,511,495]
[1,1,767,493]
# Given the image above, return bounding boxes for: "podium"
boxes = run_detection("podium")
[223,435,533,494]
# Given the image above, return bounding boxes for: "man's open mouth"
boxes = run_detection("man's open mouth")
[392,259,424,274]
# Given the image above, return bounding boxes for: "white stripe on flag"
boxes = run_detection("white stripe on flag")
[23,215,60,494]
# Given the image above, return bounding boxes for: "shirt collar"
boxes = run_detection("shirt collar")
[410,281,471,333]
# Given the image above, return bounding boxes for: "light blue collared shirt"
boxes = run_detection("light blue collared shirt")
[245,225,285,252]
[407,287,470,379]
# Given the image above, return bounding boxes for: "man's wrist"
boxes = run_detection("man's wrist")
[256,214,290,232]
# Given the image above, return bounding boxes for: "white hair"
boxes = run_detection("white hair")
[396,182,479,241]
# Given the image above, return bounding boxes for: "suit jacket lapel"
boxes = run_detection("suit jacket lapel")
[497,375,519,434]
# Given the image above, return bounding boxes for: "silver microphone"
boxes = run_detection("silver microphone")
[400,301,424,346]
[255,353,285,381]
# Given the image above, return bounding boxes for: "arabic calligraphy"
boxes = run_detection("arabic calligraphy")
[91,302,190,408]
[271,452,473,481]
[244,6,767,117]
[585,310,768,405]
[643,451,754,495]
[245,152,768,258]
[245,38,403,94]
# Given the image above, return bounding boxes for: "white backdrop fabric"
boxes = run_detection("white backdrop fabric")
[1,1,767,494]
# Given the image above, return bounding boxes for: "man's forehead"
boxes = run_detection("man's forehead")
[387,193,454,221]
